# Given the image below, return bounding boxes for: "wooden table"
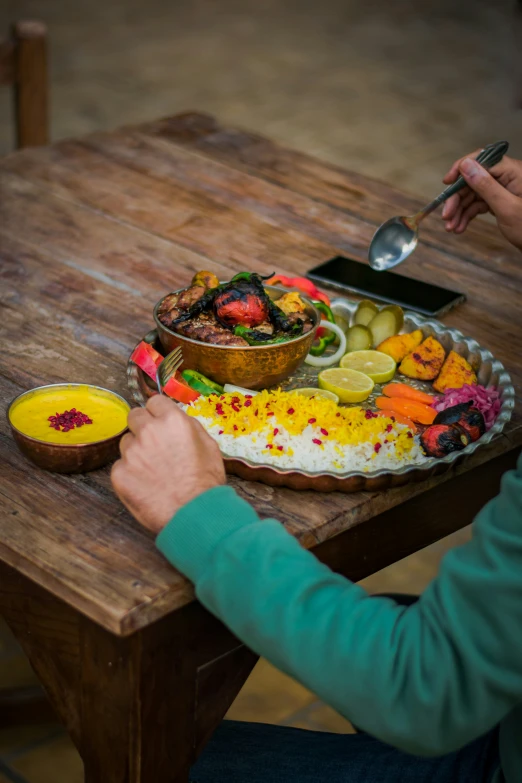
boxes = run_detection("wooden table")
[0,112,521,782]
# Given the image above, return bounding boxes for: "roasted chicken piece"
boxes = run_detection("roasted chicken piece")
[276,292,307,315]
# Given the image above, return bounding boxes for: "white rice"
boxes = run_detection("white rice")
[188,413,427,474]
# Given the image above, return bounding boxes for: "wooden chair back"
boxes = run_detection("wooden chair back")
[0,20,49,149]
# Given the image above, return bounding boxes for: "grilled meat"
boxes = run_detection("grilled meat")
[159,271,313,347]
[171,273,303,335]
[176,313,248,346]
[157,286,206,328]
[176,285,206,309]
[253,322,275,336]
[285,311,313,333]
[157,293,182,324]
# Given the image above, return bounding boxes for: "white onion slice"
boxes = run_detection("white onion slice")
[305,320,347,367]
[223,384,259,396]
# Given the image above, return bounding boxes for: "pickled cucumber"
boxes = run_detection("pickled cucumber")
[345,324,372,352]
[353,299,379,327]
[368,305,404,347]
[332,314,350,345]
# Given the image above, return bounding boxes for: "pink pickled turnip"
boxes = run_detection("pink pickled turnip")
[431,384,501,430]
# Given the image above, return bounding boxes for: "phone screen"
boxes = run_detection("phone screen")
[307,256,465,317]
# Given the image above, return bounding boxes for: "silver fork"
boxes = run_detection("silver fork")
[156,346,183,394]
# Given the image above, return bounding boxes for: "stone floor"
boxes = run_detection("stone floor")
[1,0,520,779]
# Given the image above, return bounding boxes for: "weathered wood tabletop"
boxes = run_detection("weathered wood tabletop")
[1,112,521,782]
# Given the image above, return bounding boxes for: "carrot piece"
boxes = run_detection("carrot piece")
[375,396,436,425]
[382,382,435,406]
[375,410,417,432]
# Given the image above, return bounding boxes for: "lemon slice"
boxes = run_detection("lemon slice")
[340,350,396,384]
[291,387,340,403]
[318,368,374,403]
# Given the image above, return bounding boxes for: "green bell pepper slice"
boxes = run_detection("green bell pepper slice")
[181,370,224,396]
[309,300,336,356]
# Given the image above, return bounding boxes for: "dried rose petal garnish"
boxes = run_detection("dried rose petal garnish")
[48,408,93,432]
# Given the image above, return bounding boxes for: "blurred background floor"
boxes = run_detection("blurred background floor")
[1,0,520,780]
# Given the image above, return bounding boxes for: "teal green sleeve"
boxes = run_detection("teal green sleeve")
[157,461,522,756]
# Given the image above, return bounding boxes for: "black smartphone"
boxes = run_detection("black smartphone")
[307,256,465,317]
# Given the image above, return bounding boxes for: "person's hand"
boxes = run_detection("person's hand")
[441,152,522,251]
[111,395,225,535]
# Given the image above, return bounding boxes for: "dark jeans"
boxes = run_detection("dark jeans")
[190,720,500,783]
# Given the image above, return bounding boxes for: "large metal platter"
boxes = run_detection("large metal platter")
[127,297,515,492]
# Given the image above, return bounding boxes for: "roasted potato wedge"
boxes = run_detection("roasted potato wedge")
[433,350,477,393]
[377,329,423,363]
[399,335,445,380]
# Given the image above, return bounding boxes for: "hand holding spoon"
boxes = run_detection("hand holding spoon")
[368,141,509,271]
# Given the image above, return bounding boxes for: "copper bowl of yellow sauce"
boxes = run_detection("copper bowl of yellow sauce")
[7,384,130,474]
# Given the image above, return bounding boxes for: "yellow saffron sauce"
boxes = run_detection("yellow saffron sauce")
[9,385,130,444]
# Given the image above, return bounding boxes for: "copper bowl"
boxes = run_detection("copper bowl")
[153,285,320,389]
[7,384,130,474]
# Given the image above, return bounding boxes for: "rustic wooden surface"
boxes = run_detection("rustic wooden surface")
[0,111,521,640]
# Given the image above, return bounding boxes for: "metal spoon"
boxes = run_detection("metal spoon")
[368,140,509,271]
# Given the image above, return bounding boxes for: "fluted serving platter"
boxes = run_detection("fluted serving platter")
[127,297,514,492]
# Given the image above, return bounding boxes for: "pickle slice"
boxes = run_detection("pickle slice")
[345,324,372,352]
[368,305,404,347]
[332,313,350,345]
[353,299,379,327]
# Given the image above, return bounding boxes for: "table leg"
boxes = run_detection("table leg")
[0,565,257,783]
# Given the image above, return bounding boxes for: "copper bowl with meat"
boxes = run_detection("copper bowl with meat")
[153,272,320,389]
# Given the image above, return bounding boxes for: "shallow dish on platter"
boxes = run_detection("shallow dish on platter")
[128,298,514,492]
[154,284,319,389]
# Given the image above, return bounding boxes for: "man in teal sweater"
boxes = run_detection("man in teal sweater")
[112,154,522,781]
